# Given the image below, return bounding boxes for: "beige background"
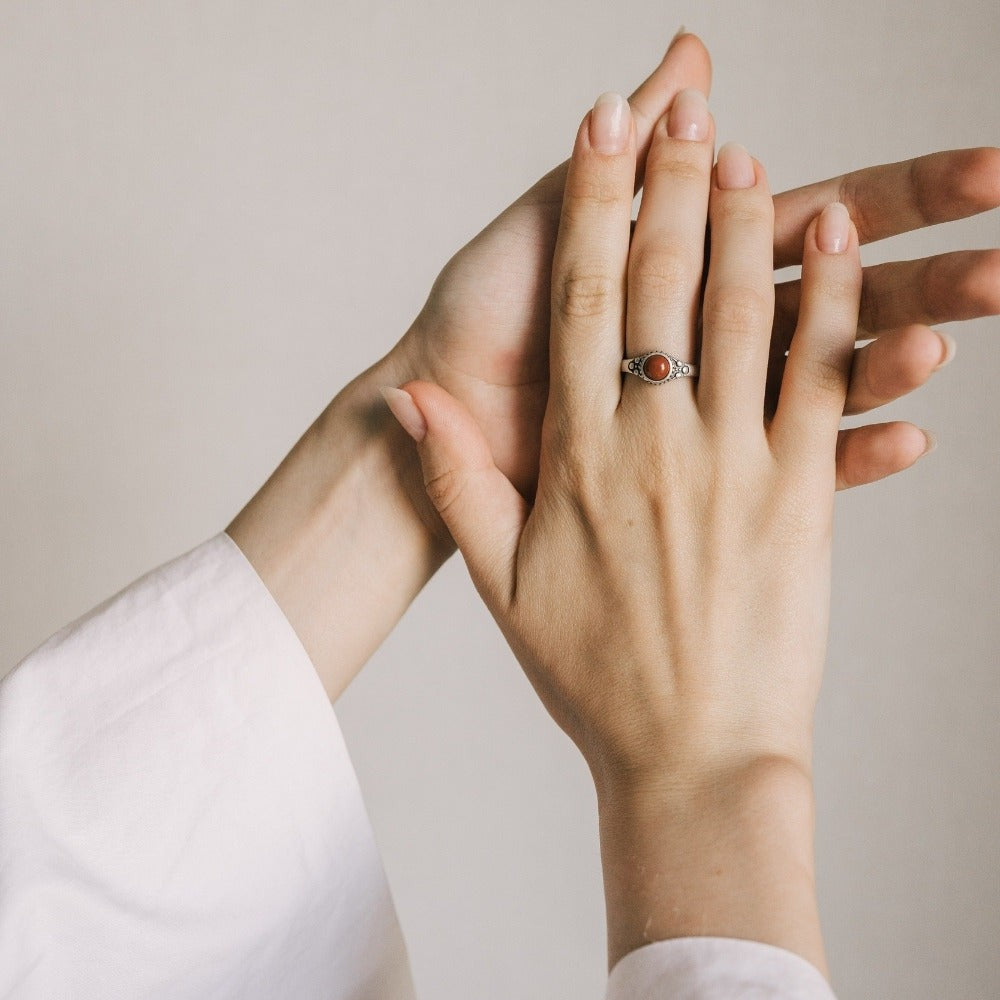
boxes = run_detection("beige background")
[2,2,998,998]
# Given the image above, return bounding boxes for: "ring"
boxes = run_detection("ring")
[621,351,699,384]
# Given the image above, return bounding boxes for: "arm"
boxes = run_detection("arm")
[225,350,447,701]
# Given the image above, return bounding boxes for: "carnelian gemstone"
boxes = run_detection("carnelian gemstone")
[642,353,670,381]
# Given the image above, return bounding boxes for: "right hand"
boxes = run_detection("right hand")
[388,89,862,972]
[392,89,859,791]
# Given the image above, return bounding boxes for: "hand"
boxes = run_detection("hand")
[393,33,999,538]
[387,92,862,974]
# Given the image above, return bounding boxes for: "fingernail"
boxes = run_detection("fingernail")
[935,331,957,370]
[817,202,851,254]
[668,88,710,141]
[380,386,426,443]
[716,142,756,189]
[665,25,687,56]
[591,92,629,154]
[920,429,937,456]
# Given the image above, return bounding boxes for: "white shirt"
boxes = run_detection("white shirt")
[0,533,836,999]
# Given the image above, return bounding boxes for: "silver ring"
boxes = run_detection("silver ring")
[621,350,699,384]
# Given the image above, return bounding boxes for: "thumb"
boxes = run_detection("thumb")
[380,382,528,607]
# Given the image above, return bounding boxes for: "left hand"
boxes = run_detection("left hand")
[393,35,998,538]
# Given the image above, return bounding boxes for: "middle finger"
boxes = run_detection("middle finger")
[622,88,714,411]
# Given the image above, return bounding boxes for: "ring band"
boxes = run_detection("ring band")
[621,351,699,384]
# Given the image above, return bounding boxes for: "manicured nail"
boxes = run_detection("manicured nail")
[935,331,957,370]
[380,386,426,443]
[817,202,851,254]
[668,88,710,141]
[921,429,937,456]
[716,142,756,189]
[591,92,629,154]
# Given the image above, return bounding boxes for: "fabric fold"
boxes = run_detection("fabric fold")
[0,532,414,1000]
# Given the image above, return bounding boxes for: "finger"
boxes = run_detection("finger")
[774,249,1000,341]
[382,384,527,608]
[519,32,713,211]
[771,203,862,463]
[843,325,955,416]
[549,93,636,423]
[623,88,714,396]
[773,147,1000,268]
[835,421,935,491]
[698,144,775,429]
[628,33,713,195]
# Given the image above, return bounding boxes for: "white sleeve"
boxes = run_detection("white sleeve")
[606,937,838,999]
[0,533,415,1000]
[1,533,838,1000]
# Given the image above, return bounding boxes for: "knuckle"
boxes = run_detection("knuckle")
[423,466,467,517]
[629,244,698,305]
[564,168,628,211]
[814,270,862,305]
[803,351,850,399]
[706,284,773,335]
[644,153,706,188]
[555,265,619,322]
[715,195,773,229]
[837,172,877,242]
[542,409,592,476]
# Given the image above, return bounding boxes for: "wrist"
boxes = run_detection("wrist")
[320,341,459,554]
[595,756,826,978]
[227,337,454,699]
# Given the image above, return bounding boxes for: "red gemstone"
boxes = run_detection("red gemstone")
[642,353,670,381]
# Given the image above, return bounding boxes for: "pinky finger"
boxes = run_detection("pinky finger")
[835,421,936,491]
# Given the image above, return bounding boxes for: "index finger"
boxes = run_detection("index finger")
[548,94,637,424]
[773,147,1000,268]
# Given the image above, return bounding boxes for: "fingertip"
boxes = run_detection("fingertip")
[588,93,633,156]
[836,421,932,491]
[399,379,498,469]
[956,146,1000,210]
[815,202,854,254]
[715,142,756,190]
[380,385,426,443]
[664,31,713,92]
[396,380,449,438]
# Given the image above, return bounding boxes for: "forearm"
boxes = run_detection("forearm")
[227,342,455,700]
[596,757,826,978]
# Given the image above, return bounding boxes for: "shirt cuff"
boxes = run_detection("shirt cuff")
[0,532,414,1000]
[606,937,837,999]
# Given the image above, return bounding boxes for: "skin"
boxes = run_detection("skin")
[392,90,865,975]
[222,28,1000,986]
[229,33,1000,703]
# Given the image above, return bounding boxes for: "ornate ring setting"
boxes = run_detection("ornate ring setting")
[621,351,698,384]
